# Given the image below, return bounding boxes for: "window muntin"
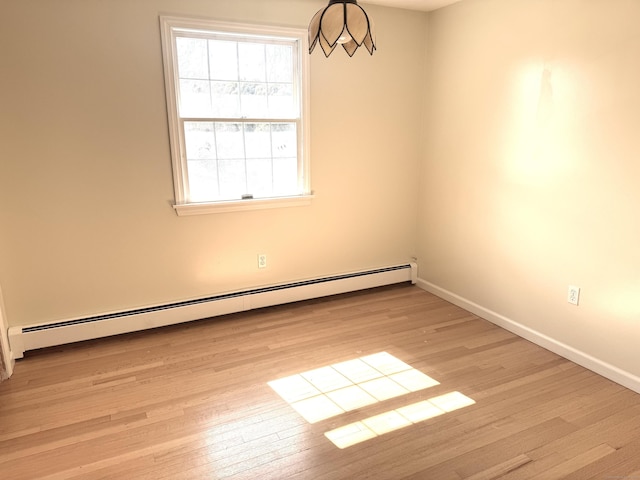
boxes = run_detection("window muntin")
[160,17,310,213]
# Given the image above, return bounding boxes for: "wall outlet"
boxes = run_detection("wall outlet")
[258,254,267,269]
[568,285,580,305]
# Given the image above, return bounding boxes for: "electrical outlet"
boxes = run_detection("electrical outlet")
[568,285,580,305]
[258,254,267,269]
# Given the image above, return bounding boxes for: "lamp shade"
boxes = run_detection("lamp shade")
[308,0,376,57]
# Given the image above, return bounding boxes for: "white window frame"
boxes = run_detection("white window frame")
[159,16,312,216]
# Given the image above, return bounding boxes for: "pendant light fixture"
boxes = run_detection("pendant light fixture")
[308,0,376,57]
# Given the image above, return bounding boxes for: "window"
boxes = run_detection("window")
[160,17,311,215]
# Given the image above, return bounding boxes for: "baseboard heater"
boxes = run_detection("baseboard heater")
[9,263,416,359]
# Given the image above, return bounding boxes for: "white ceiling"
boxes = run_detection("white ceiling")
[361,0,463,11]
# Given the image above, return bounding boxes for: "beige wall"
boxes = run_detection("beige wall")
[0,0,425,327]
[420,0,640,377]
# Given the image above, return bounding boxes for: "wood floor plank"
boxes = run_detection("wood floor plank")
[527,443,617,480]
[1,284,640,479]
[464,454,532,480]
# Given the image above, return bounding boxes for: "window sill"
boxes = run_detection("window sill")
[173,194,314,216]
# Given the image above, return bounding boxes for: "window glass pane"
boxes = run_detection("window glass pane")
[267,44,293,83]
[238,43,266,82]
[244,123,272,159]
[179,79,211,117]
[177,37,208,79]
[241,83,268,117]
[271,123,297,158]
[218,159,247,198]
[209,40,238,81]
[247,158,273,196]
[273,157,298,195]
[185,122,216,160]
[211,81,240,117]
[215,123,245,159]
[188,159,219,202]
[268,84,294,117]
[184,122,299,200]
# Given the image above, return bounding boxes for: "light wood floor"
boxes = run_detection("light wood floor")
[2,284,640,479]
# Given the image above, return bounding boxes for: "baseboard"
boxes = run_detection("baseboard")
[0,347,13,381]
[1,358,14,381]
[0,285,13,380]
[416,278,640,395]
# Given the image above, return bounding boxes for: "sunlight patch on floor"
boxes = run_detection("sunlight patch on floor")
[268,352,475,448]
[324,393,475,448]
[268,352,440,423]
